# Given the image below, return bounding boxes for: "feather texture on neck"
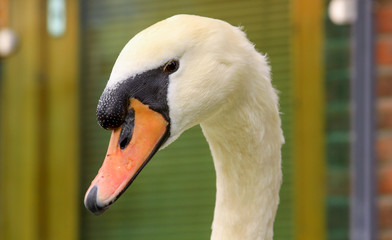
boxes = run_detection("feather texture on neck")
[200,52,283,240]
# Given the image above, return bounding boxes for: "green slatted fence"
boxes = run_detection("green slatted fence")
[324,1,351,239]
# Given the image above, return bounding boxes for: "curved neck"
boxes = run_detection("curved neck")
[200,86,283,240]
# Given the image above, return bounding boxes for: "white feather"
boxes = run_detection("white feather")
[105,14,284,240]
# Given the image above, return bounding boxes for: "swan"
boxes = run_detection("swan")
[84,14,283,240]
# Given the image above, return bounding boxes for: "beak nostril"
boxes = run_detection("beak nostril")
[118,108,135,150]
[119,137,130,150]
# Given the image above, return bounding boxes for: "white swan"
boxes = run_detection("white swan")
[84,14,283,240]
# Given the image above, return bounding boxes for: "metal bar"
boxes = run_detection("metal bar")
[350,0,377,239]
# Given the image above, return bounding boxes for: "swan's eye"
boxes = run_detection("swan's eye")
[163,59,179,73]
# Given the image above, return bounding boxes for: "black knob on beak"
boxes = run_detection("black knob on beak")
[96,87,129,129]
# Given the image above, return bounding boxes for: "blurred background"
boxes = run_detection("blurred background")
[0,0,389,239]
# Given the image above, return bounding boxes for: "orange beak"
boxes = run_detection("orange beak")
[84,98,168,215]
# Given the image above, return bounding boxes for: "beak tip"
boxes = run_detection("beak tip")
[84,185,108,215]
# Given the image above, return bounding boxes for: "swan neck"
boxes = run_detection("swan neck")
[201,94,282,240]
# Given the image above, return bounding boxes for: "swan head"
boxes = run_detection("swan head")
[84,14,270,215]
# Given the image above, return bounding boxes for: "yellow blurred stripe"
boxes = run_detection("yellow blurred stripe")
[0,0,43,239]
[45,0,80,239]
[0,0,80,239]
[292,0,326,239]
